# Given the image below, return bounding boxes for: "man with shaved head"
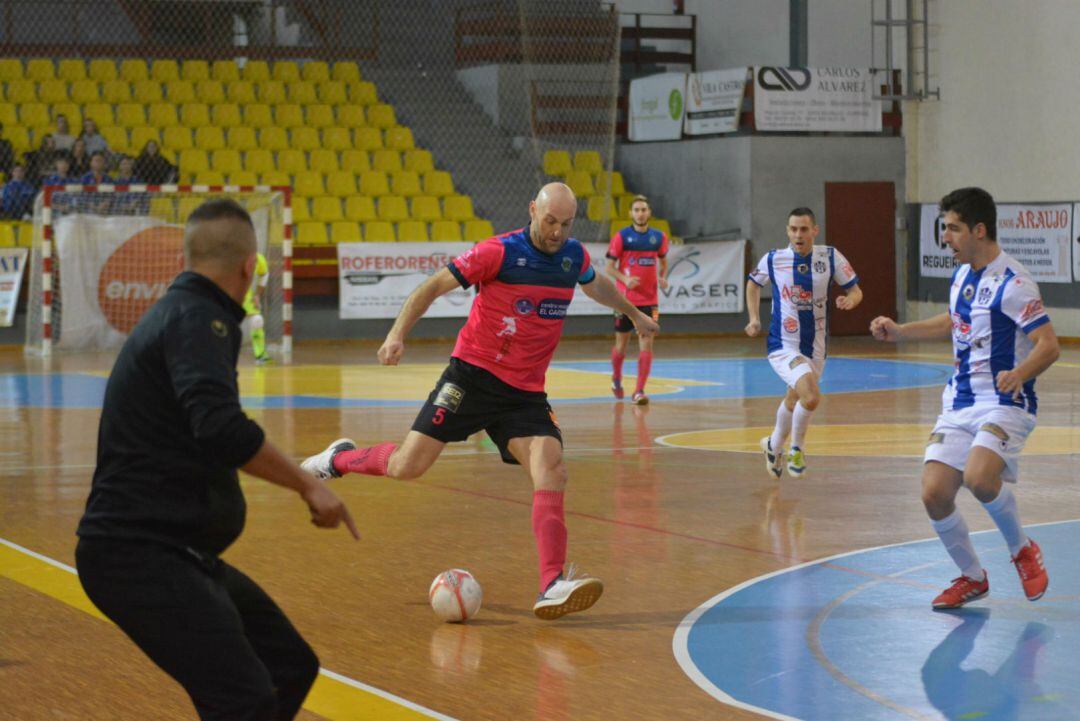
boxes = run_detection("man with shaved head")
[77,199,358,720]
[304,183,659,619]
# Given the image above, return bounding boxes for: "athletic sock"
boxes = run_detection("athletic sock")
[532,490,567,593]
[611,348,625,384]
[252,327,266,358]
[634,351,653,394]
[982,484,1028,557]
[770,401,793,452]
[791,401,814,449]
[931,509,984,581]
[332,442,397,477]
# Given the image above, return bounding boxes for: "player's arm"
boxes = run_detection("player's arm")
[605,256,639,290]
[581,271,658,338]
[870,312,952,342]
[995,321,1060,397]
[658,255,669,290]
[745,280,762,336]
[835,283,862,310]
[378,267,461,365]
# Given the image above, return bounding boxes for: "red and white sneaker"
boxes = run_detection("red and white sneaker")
[611,378,624,399]
[932,572,989,610]
[1012,539,1048,601]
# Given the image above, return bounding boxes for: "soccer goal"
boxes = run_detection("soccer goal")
[24,184,293,359]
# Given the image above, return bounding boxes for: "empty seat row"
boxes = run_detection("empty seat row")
[543,149,605,176]
[295,219,495,245]
[167,147,433,175]
[0,79,380,107]
[0,58,362,85]
[173,167,455,199]
[293,194,476,223]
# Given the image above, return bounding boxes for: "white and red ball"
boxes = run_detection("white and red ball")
[429,569,482,623]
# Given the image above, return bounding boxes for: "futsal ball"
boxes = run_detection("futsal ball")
[429,569,482,623]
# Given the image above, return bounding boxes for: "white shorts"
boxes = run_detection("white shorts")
[923,405,1037,483]
[768,350,825,390]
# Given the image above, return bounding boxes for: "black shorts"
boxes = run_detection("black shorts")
[411,357,562,465]
[614,305,658,333]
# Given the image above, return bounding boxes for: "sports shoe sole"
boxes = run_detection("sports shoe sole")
[533,579,604,620]
[932,587,989,610]
[631,395,649,406]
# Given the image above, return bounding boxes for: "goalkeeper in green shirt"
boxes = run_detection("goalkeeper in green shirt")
[244,252,270,364]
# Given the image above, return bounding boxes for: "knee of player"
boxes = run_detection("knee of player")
[535,460,568,491]
[920,482,955,515]
[962,471,1000,501]
[799,392,821,410]
[387,452,425,480]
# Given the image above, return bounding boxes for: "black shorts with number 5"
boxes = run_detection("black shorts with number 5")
[411,357,562,465]
[614,304,658,333]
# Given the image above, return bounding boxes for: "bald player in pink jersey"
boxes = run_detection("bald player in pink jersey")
[303,183,659,619]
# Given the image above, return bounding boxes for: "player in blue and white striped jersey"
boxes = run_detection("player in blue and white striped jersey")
[745,207,863,479]
[871,187,1060,610]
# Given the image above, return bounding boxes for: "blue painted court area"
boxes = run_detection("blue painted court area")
[676,520,1079,721]
[0,357,950,409]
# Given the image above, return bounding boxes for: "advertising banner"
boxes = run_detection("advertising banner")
[753,67,882,132]
[684,68,746,135]
[628,72,686,141]
[0,247,28,327]
[338,242,474,319]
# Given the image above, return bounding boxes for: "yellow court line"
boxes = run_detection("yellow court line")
[0,539,455,721]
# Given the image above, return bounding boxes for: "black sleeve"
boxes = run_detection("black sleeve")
[163,307,265,467]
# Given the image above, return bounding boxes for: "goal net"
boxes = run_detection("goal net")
[24,184,293,359]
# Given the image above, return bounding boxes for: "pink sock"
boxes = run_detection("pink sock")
[635,351,653,393]
[532,490,567,592]
[611,348,625,382]
[333,442,397,477]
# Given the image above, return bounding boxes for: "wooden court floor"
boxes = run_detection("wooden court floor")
[2,336,1079,721]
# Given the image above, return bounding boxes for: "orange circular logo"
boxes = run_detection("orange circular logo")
[97,226,184,334]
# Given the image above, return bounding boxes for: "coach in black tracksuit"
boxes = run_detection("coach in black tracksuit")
[75,199,358,721]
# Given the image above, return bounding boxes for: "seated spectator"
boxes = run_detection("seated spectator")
[25,134,57,185]
[2,164,37,220]
[79,118,110,159]
[79,152,115,214]
[0,122,14,177]
[112,156,148,215]
[53,115,76,152]
[133,140,177,185]
[69,138,90,178]
[40,154,75,214]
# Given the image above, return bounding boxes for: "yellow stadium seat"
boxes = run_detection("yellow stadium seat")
[148,103,179,128]
[443,195,475,222]
[0,59,22,81]
[211,60,240,83]
[129,127,161,152]
[210,149,241,173]
[177,197,203,221]
[341,150,370,175]
[290,127,320,152]
[182,60,210,82]
[102,79,132,104]
[594,171,625,196]
[3,126,30,154]
[573,150,603,173]
[243,103,273,129]
[194,170,225,185]
[274,104,304,128]
[260,126,289,151]
[38,79,69,104]
[345,196,377,222]
[6,80,37,103]
[651,218,672,237]
[359,171,390,197]
[276,149,307,174]
[223,126,255,152]
[308,149,340,173]
[29,125,52,147]
[326,171,357,197]
[19,103,51,128]
[296,221,327,246]
[410,196,442,222]
[331,62,361,83]
[16,222,35,248]
[294,171,325,197]
[615,194,637,219]
[100,126,129,154]
[349,81,378,106]
[0,223,17,247]
[83,103,115,128]
[151,60,179,82]
[210,103,242,128]
[120,59,149,82]
[385,127,414,151]
[242,60,270,82]
[165,80,196,104]
[318,81,347,106]
[354,127,383,151]
[371,149,402,174]
[397,221,429,242]
[148,197,178,222]
[88,59,118,82]
[57,59,87,82]
[260,170,290,187]
[377,196,409,223]
[52,102,81,128]
[463,219,495,242]
[0,104,16,127]
[431,221,462,242]
[26,59,55,81]
[306,104,334,128]
[311,196,344,222]
[227,80,256,105]
[331,221,362,244]
[196,80,226,105]
[115,102,147,127]
[422,170,454,197]
[180,103,210,128]
[286,81,317,105]
[542,150,572,176]
[290,198,311,222]
[403,149,434,174]
[272,61,300,82]
[367,104,397,129]
[258,80,286,105]
[245,149,274,174]
[301,61,330,83]
[587,195,615,222]
[195,126,226,151]
[364,221,395,242]
[69,81,101,104]
[133,80,163,104]
[564,170,595,197]
[179,148,210,175]
[390,170,421,197]
[336,105,365,128]
[321,127,352,152]
[228,170,258,186]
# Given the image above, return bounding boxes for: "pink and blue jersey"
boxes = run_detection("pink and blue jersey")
[607,226,669,306]
[447,228,596,392]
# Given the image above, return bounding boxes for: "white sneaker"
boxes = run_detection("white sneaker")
[301,438,356,480]
[760,436,784,480]
[532,563,604,620]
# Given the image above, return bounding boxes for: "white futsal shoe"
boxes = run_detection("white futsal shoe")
[760,437,784,480]
[533,563,604,620]
[301,438,356,480]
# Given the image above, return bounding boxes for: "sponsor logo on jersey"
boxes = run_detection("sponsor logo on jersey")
[1020,298,1044,322]
[781,284,814,309]
[797,263,809,274]
[814,260,826,274]
[783,317,798,333]
[962,284,975,301]
[977,286,993,305]
[635,257,657,266]
[513,297,535,315]
[561,257,573,273]
[538,298,570,319]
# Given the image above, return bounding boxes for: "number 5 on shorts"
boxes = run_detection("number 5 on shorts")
[432,407,446,425]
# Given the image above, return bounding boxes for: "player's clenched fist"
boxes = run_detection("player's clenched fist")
[378,338,405,365]
[870,316,901,342]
